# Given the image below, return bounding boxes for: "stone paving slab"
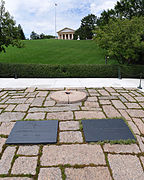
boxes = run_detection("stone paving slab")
[59,121,80,131]
[0,112,25,122]
[108,154,144,180]
[38,168,62,180]
[59,131,83,143]
[41,144,105,166]
[12,157,38,175]
[0,138,6,152]
[103,144,140,154]
[0,122,15,135]
[0,146,16,174]
[17,146,39,155]
[75,111,106,119]
[65,167,112,180]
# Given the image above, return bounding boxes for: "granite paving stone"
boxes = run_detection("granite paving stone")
[111,100,127,109]
[119,109,132,121]
[0,178,33,180]
[4,105,16,111]
[38,168,62,180]
[125,103,141,109]
[30,97,45,106]
[59,131,83,143]
[133,118,144,135]
[0,146,16,174]
[25,87,36,93]
[0,138,6,152]
[99,96,118,100]
[46,111,73,120]
[99,100,111,105]
[104,144,140,154]
[127,109,144,118]
[41,144,105,166]
[75,111,106,119]
[98,89,110,96]
[121,93,136,102]
[0,122,15,135]
[81,107,102,111]
[14,104,29,112]
[140,156,144,167]
[0,104,7,109]
[119,96,128,102]
[65,167,112,180]
[136,135,144,152]
[84,101,99,108]
[25,113,45,120]
[127,121,140,135]
[105,87,116,92]
[12,157,37,175]
[0,112,25,122]
[59,121,79,130]
[108,154,144,180]
[25,98,34,104]
[26,92,38,98]
[135,96,144,102]
[5,98,27,104]
[87,97,98,102]
[44,100,55,106]
[37,91,48,97]
[102,105,121,118]
[17,146,39,155]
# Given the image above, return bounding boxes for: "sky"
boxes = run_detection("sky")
[4,0,118,38]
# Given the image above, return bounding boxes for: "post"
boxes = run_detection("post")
[137,73,142,89]
[118,66,121,79]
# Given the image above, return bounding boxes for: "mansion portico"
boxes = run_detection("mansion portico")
[57,27,75,40]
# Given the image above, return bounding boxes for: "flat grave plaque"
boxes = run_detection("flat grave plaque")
[6,120,58,144]
[82,119,136,142]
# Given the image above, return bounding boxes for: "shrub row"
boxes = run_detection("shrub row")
[0,63,144,78]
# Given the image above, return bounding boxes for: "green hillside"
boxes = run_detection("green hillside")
[0,39,116,65]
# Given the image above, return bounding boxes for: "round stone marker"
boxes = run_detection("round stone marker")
[50,91,87,104]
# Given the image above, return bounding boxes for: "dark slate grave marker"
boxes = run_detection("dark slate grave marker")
[6,120,58,144]
[82,119,135,142]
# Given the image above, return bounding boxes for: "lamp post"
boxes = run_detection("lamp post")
[55,3,57,39]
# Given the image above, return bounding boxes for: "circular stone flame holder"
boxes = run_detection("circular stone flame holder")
[50,91,87,104]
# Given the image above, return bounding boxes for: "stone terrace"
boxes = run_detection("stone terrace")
[0,87,144,180]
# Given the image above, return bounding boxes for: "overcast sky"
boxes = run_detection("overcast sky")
[4,0,118,38]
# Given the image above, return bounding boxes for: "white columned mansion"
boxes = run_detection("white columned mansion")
[57,27,75,40]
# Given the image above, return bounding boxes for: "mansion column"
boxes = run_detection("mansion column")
[68,34,70,40]
[72,34,74,40]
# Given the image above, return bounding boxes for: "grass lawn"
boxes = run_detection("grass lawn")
[0,39,117,65]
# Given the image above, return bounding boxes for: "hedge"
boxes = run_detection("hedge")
[0,63,144,78]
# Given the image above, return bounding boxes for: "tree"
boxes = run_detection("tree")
[18,24,25,40]
[94,16,144,64]
[0,0,23,53]
[74,14,97,40]
[115,0,144,19]
[30,31,39,40]
[97,0,144,26]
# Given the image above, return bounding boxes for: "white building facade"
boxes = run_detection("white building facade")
[57,27,75,40]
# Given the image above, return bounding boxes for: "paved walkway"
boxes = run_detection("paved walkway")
[0,86,144,179]
[0,78,144,91]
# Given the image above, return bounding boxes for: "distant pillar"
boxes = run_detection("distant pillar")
[72,34,74,40]
[68,34,70,40]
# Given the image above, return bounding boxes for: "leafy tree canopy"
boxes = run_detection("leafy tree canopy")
[74,14,97,40]
[97,0,144,26]
[94,16,144,64]
[0,0,23,53]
